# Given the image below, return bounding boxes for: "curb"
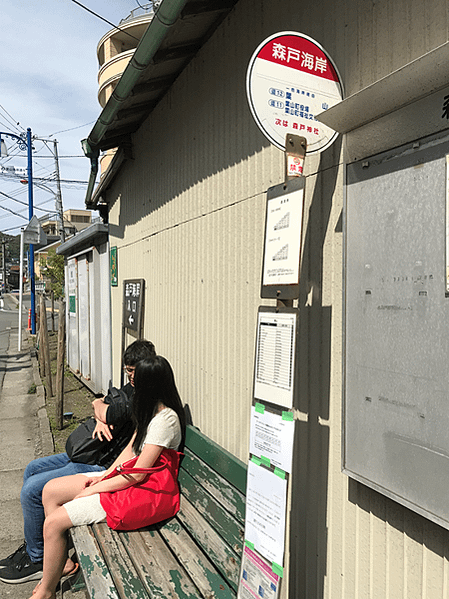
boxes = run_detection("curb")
[24,329,55,458]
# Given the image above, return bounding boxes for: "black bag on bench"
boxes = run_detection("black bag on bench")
[66,386,134,468]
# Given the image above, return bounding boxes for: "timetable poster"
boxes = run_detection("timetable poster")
[262,185,304,288]
[254,310,297,408]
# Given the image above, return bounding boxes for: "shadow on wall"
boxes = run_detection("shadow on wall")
[289,136,342,599]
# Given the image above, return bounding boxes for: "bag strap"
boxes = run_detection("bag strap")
[115,451,170,475]
[117,462,168,475]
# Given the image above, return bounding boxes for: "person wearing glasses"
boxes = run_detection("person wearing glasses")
[0,339,156,585]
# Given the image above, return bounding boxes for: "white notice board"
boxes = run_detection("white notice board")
[254,308,297,409]
[261,177,305,299]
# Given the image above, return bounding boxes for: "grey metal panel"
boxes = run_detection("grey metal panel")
[344,131,449,528]
[66,258,79,373]
[99,243,112,394]
[87,251,100,393]
[77,256,91,380]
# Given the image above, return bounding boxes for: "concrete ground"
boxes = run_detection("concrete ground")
[0,324,86,598]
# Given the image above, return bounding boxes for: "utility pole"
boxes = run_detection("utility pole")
[53,139,65,242]
[1,239,6,293]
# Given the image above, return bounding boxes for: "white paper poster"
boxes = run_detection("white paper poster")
[262,187,304,288]
[249,406,294,473]
[244,460,287,565]
[254,310,296,408]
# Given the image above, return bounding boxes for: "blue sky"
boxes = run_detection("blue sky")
[0,0,143,235]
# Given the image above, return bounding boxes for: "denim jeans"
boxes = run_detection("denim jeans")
[21,453,105,562]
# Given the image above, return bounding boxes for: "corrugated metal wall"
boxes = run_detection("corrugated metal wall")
[105,0,449,597]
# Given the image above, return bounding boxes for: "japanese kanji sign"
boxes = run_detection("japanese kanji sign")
[123,278,145,333]
[246,32,343,154]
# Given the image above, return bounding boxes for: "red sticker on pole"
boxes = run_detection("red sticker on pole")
[246,32,343,154]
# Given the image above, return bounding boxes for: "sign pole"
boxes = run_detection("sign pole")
[18,229,24,351]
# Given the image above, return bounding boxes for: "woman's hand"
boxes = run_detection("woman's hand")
[73,476,102,499]
[92,420,113,442]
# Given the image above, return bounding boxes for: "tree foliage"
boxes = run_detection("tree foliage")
[40,248,65,298]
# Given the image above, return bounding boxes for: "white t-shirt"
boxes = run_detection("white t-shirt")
[142,407,182,451]
[64,406,182,527]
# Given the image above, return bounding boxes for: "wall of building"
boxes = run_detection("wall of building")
[105,0,449,597]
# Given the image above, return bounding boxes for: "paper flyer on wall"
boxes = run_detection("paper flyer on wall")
[244,459,287,566]
[237,544,280,599]
[249,405,294,473]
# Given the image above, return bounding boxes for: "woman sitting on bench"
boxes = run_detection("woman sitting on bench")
[30,355,186,599]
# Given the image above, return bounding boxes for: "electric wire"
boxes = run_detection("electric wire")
[70,0,141,42]
[47,122,96,137]
[0,105,23,134]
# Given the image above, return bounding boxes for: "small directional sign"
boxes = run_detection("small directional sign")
[123,279,144,333]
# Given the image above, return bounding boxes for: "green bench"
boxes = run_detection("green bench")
[70,425,247,599]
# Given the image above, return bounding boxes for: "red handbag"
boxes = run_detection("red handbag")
[99,448,183,531]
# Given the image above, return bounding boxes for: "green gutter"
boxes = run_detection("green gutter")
[83,0,189,207]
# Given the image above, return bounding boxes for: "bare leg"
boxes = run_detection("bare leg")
[42,474,91,517]
[28,506,72,599]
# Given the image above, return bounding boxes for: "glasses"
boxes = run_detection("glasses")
[123,366,136,375]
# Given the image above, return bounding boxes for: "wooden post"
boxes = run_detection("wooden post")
[36,299,45,377]
[51,290,55,332]
[40,294,53,397]
[56,300,66,430]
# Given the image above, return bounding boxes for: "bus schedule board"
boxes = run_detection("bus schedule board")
[261,177,305,299]
[246,31,343,154]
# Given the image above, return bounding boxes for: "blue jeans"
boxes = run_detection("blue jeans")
[21,453,105,562]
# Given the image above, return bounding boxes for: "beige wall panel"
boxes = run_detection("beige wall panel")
[105,0,449,597]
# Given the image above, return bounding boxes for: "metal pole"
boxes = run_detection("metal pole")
[27,128,36,335]
[18,230,24,351]
[2,240,6,294]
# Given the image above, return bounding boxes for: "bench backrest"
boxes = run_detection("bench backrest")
[177,425,247,592]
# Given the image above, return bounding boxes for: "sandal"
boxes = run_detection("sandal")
[62,562,79,578]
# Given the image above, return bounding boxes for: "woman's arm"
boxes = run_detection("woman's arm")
[75,442,163,498]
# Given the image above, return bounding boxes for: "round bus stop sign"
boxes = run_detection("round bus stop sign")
[246,32,343,154]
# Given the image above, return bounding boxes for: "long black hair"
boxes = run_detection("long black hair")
[131,356,186,454]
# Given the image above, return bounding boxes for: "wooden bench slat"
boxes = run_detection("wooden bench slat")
[181,448,246,523]
[185,427,247,495]
[92,523,150,599]
[178,468,244,556]
[70,525,121,599]
[122,528,202,599]
[159,518,236,599]
[176,497,241,590]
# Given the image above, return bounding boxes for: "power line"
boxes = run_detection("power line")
[70,0,141,42]
[47,121,96,137]
[0,105,23,134]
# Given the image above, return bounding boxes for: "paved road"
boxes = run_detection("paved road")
[0,295,83,598]
[0,307,43,598]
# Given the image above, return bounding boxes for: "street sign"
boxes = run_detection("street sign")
[23,216,47,245]
[123,278,145,334]
[246,32,343,154]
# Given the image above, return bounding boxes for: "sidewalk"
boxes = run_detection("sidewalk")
[0,326,85,598]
